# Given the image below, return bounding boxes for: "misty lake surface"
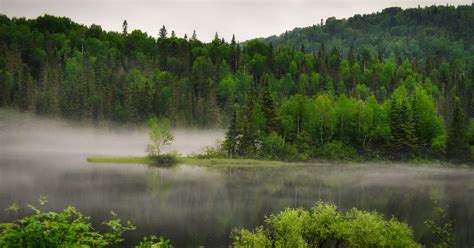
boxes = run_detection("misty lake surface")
[0,112,473,247]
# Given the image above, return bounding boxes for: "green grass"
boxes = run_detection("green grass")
[87,156,152,164]
[87,155,291,167]
[87,155,464,168]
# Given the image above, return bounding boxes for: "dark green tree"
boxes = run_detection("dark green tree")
[122,20,128,36]
[224,105,240,157]
[446,97,470,163]
[159,25,167,38]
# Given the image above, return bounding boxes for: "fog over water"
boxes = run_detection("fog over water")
[0,110,224,156]
[0,109,473,247]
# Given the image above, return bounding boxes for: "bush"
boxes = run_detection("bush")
[261,132,287,160]
[149,151,179,166]
[194,141,227,159]
[135,236,172,248]
[231,202,421,248]
[1,198,172,248]
[315,141,358,161]
[261,132,306,161]
[0,203,135,247]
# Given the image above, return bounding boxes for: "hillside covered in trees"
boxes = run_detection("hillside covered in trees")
[0,5,473,161]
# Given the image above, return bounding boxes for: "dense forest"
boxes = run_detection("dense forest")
[0,5,473,161]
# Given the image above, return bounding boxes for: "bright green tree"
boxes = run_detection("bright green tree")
[147,117,174,157]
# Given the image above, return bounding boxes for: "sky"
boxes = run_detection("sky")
[0,0,470,42]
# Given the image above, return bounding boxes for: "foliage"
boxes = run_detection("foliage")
[424,198,454,248]
[315,141,358,161]
[0,199,136,247]
[0,6,473,163]
[446,97,470,163]
[149,152,179,166]
[195,141,227,159]
[147,117,174,157]
[135,235,172,248]
[231,201,421,248]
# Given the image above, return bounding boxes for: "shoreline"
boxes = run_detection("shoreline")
[86,155,470,168]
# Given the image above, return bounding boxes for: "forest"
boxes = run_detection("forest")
[0,5,473,162]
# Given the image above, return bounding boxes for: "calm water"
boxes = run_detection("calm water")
[0,150,473,247]
[0,111,473,247]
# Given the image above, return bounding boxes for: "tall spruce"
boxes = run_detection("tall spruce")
[446,97,470,162]
[159,25,168,38]
[224,105,240,157]
[261,77,279,134]
[122,20,128,36]
[239,87,258,156]
[389,99,418,160]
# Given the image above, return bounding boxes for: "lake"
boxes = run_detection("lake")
[0,112,473,247]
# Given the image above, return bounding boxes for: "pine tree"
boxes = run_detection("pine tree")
[224,105,240,157]
[446,97,470,163]
[239,87,257,156]
[122,20,128,36]
[261,77,279,134]
[171,30,176,38]
[317,42,326,75]
[230,35,239,72]
[159,25,167,38]
[348,44,355,66]
[390,99,418,160]
[267,42,275,74]
[191,30,197,40]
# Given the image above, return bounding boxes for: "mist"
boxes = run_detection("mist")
[0,109,224,157]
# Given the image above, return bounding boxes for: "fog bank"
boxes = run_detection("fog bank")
[0,110,224,157]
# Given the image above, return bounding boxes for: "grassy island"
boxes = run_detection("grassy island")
[87,155,290,167]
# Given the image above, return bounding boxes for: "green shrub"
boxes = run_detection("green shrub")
[0,206,135,247]
[315,141,358,161]
[232,227,271,248]
[0,198,172,248]
[149,152,179,166]
[261,132,306,161]
[231,202,421,248]
[135,236,172,248]
[261,132,287,160]
[194,141,227,159]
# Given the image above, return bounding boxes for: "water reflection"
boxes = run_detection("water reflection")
[0,152,473,247]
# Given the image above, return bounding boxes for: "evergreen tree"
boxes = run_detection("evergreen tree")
[348,44,355,66]
[239,87,258,156]
[389,99,418,160]
[261,77,279,134]
[122,20,128,36]
[159,25,167,38]
[267,42,275,74]
[224,105,240,157]
[230,34,238,72]
[446,97,470,163]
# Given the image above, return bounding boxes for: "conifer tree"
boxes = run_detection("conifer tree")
[446,97,470,163]
[122,20,128,36]
[159,25,168,38]
[239,87,257,156]
[261,77,279,134]
[224,105,240,157]
[267,42,275,74]
[230,35,238,72]
[348,44,355,66]
[390,99,418,159]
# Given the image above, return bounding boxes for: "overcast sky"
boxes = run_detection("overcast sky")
[0,0,470,42]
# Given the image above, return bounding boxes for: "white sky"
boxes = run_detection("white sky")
[0,0,470,42]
